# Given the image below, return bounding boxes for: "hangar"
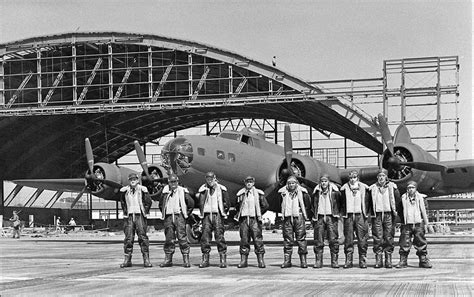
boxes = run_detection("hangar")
[0,32,382,182]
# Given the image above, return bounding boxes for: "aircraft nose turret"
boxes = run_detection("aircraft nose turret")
[161,137,193,175]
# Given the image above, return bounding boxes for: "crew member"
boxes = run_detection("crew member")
[396,181,432,268]
[279,175,311,268]
[10,210,21,239]
[340,170,370,268]
[235,176,269,268]
[119,172,153,268]
[312,174,341,269]
[158,174,194,268]
[369,169,400,268]
[197,172,230,268]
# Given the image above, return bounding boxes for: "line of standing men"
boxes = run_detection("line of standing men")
[118,169,431,269]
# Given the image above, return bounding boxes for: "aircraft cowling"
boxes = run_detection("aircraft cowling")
[88,162,133,199]
[277,155,342,187]
[381,143,441,193]
[140,164,169,197]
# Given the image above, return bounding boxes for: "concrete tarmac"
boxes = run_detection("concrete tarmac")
[1,230,473,296]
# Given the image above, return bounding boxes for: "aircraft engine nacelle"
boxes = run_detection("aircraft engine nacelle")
[88,162,129,199]
[381,143,441,193]
[278,155,341,187]
[140,164,169,197]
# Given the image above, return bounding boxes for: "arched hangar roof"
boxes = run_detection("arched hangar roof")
[0,32,382,180]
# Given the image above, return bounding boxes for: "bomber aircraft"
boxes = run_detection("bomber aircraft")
[13,114,474,228]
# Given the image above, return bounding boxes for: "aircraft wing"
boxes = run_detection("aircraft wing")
[12,178,86,192]
[441,159,474,190]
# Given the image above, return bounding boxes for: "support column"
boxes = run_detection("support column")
[0,181,4,216]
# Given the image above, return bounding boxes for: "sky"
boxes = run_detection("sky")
[1,0,472,158]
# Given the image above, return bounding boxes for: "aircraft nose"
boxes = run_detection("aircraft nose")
[161,137,193,174]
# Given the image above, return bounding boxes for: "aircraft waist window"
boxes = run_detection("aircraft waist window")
[228,153,236,163]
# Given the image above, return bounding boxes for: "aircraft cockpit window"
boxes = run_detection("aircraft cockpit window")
[241,135,254,146]
[228,153,236,163]
[218,132,241,141]
[217,150,225,160]
[198,148,205,156]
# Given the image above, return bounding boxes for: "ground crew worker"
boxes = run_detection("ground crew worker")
[235,176,269,268]
[279,175,311,268]
[312,174,341,269]
[158,174,194,268]
[10,210,21,239]
[369,169,400,268]
[340,170,370,268]
[197,172,230,268]
[119,172,153,268]
[396,181,432,269]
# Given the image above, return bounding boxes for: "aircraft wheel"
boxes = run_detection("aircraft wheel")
[186,222,202,244]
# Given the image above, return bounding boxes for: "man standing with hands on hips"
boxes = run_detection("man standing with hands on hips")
[119,172,153,268]
[158,174,194,268]
[197,172,230,268]
[235,176,269,268]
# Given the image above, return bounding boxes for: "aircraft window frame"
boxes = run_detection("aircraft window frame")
[228,153,236,163]
[218,132,241,141]
[197,147,205,156]
[241,135,254,146]
[216,150,225,160]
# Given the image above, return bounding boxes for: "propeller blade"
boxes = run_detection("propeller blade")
[85,138,94,173]
[399,161,447,172]
[377,114,394,156]
[134,141,151,180]
[284,124,293,170]
[71,186,87,209]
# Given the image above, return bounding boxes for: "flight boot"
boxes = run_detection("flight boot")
[237,254,248,268]
[183,254,190,268]
[199,253,210,268]
[313,252,323,268]
[120,253,132,268]
[300,254,308,268]
[374,254,383,268]
[257,254,266,268]
[219,252,227,268]
[396,254,408,269]
[331,253,339,269]
[384,253,393,269]
[159,253,173,267]
[281,253,292,268]
[344,253,353,269]
[418,255,432,268]
[359,254,367,269]
[143,252,153,268]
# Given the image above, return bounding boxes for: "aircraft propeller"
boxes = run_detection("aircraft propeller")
[134,141,152,180]
[376,114,446,173]
[70,138,123,209]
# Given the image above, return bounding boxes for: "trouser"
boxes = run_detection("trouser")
[282,215,307,255]
[399,223,428,256]
[372,212,395,255]
[123,213,149,254]
[239,216,265,255]
[163,213,190,255]
[200,213,227,254]
[343,213,369,256]
[313,215,339,254]
[12,226,20,238]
